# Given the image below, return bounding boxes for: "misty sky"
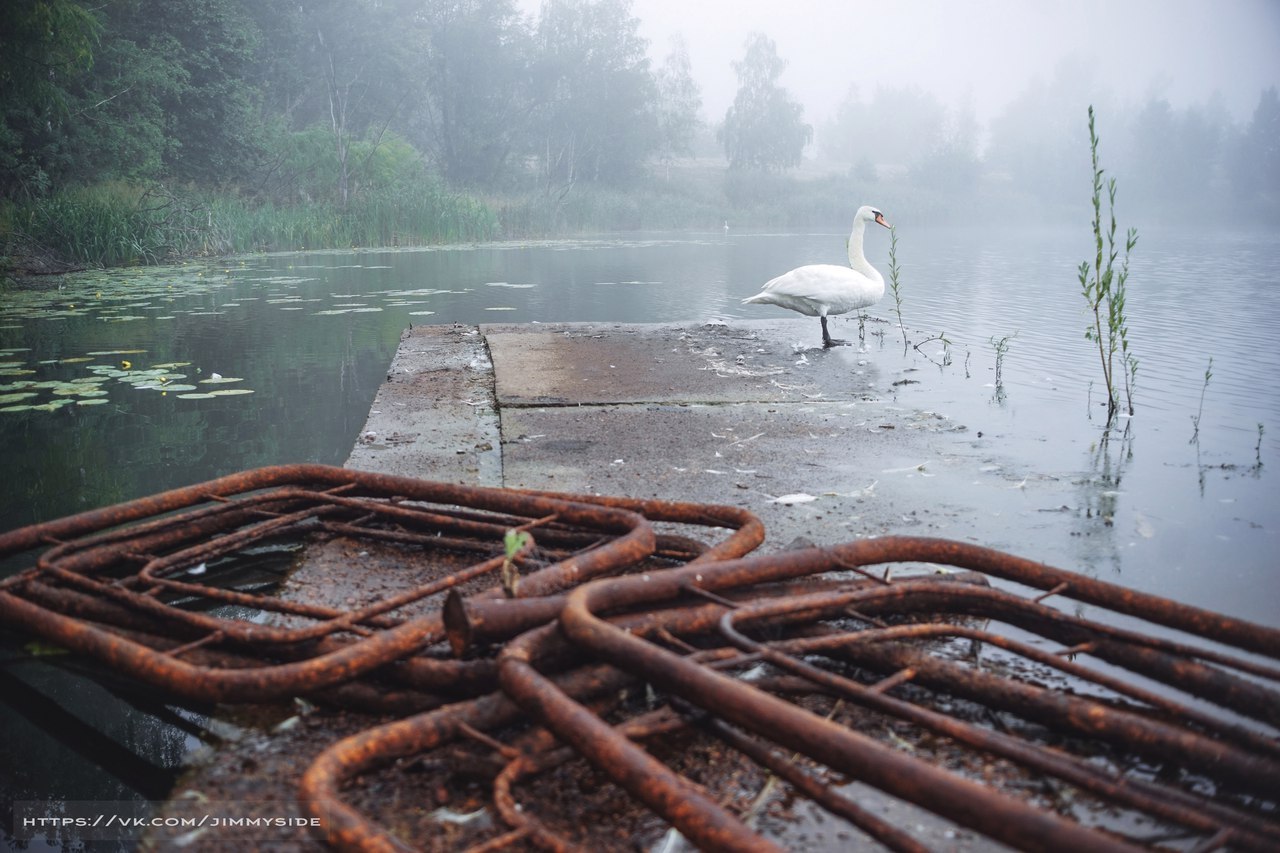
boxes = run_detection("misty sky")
[522,0,1280,128]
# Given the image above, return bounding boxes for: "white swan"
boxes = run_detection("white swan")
[743,205,891,347]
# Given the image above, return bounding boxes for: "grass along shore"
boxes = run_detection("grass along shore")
[1,162,1050,285]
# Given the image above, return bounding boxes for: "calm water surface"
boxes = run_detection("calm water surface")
[3,224,1276,618]
[1,224,1278,845]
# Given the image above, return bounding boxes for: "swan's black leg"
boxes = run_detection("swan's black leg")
[821,316,849,348]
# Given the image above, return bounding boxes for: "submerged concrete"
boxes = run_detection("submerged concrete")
[347,320,974,549]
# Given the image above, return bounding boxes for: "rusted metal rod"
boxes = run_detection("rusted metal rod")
[299,664,641,853]
[498,625,786,853]
[678,702,931,853]
[715,598,1280,850]
[551,590,1148,852]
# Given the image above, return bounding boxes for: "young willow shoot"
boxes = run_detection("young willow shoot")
[990,332,1018,388]
[1190,357,1212,444]
[1078,106,1139,423]
[888,226,907,347]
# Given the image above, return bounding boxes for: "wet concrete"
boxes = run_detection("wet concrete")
[349,320,975,550]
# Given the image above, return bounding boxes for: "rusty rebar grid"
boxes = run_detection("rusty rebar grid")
[0,465,665,702]
[294,537,1277,851]
[0,466,764,709]
[7,473,1278,851]
[495,537,1280,852]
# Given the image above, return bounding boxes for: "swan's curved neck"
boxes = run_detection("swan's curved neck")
[846,219,877,277]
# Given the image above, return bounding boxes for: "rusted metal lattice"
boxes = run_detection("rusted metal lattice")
[0,465,761,706]
[301,536,1280,853]
[3,470,1277,851]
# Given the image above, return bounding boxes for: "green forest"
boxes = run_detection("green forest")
[3,0,1278,277]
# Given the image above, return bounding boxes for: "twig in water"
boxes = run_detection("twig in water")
[912,333,951,368]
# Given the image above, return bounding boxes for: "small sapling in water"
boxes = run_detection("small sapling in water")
[1190,357,1212,444]
[1079,106,1139,423]
[888,226,907,348]
[990,332,1017,388]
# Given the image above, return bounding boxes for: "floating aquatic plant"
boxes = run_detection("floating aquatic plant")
[0,350,257,413]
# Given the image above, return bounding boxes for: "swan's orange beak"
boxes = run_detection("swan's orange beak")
[874,212,891,229]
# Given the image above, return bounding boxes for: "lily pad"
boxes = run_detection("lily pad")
[0,405,36,413]
[207,388,254,396]
[75,398,110,406]
[199,376,243,384]
[0,392,38,404]
[175,392,217,400]
[86,349,147,356]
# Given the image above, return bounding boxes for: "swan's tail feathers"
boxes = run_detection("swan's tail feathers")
[742,292,770,305]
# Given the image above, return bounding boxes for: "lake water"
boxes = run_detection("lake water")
[1,223,1278,844]
[3,224,1277,618]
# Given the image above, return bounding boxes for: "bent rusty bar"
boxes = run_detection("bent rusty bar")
[490,706,688,853]
[715,593,1280,849]
[514,489,766,564]
[439,495,765,656]
[713,580,1280,775]
[299,665,639,853]
[681,705,931,853]
[763,617,1280,761]
[498,623,786,853]
[0,466,659,703]
[538,537,1280,851]
[553,595,1145,852]
[537,535,1280,658]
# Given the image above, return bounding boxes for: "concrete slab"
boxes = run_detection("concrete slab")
[345,324,501,487]
[500,400,939,546]
[483,320,878,406]
[345,320,977,551]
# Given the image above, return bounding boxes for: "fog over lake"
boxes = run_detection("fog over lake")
[577,0,1280,128]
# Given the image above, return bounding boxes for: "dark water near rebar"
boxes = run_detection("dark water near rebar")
[1,224,1278,846]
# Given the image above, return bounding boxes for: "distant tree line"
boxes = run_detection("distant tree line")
[2,0,1276,238]
[819,58,1280,223]
[0,0,720,205]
